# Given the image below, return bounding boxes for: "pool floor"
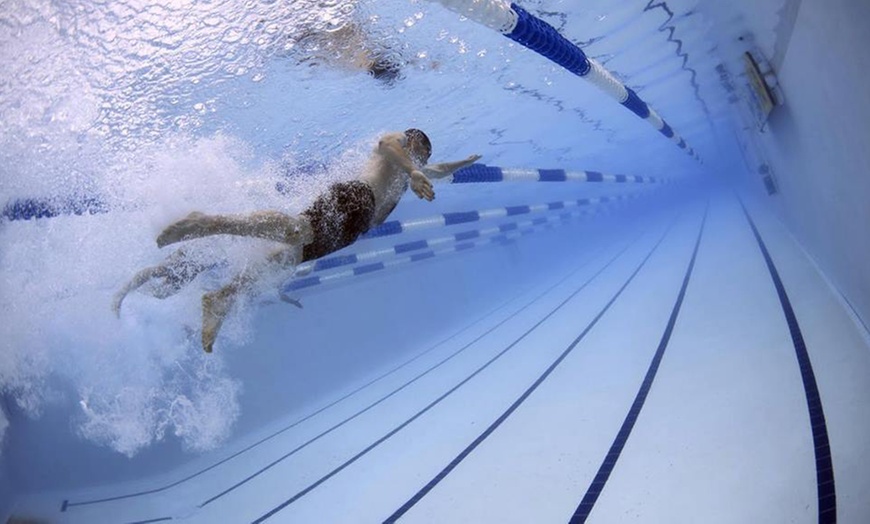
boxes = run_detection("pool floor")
[10,194,870,523]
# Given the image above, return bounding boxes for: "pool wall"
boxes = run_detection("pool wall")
[704,0,870,328]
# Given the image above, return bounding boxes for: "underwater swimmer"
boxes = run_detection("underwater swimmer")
[294,22,405,85]
[118,129,480,353]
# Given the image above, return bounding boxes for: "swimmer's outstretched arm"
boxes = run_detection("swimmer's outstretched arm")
[423,154,482,179]
[377,133,420,174]
[376,135,482,200]
[373,133,436,201]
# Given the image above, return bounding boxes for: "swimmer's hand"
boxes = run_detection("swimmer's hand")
[410,170,434,201]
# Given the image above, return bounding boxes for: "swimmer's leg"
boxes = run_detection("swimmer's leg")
[201,245,302,353]
[202,284,237,354]
[113,248,211,316]
[148,260,212,299]
[157,211,313,248]
[113,265,167,317]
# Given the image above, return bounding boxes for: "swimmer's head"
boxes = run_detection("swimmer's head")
[368,55,402,85]
[404,128,431,164]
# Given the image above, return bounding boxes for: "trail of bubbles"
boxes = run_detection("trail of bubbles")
[0,110,385,455]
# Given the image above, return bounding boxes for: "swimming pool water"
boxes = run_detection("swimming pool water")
[2,0,869,522]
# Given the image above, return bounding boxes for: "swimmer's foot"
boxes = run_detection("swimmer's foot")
[279,293,304,309]
[157,212,210,248]
[202,286,236,353]
[111,290,127,318]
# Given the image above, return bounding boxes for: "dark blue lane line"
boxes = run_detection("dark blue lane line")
[252,219,671,524]
[196,231,633,515]
[739,200,837,524]
[205,262,609,508]
[382,211,687,523]
[103,230,628,523]
[63,283,533,511]
[115,260,601,524]
[569,203,708,523]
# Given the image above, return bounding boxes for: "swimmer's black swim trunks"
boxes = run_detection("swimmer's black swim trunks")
[301,180,376,262]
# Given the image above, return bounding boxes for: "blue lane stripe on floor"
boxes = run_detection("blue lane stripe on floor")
[202,255,607,510]
[569,204,708,523]
[382,211,689,523]
[61,288,536,512]
[251,220,667,524]
[193,231,629,519]
[739,200,837,524]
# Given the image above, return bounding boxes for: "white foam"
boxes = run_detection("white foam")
[0,0,499,460]
[0,99,399,458]
[75,346,242,457]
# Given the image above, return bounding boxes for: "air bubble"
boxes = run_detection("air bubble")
[221,28,242,43]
